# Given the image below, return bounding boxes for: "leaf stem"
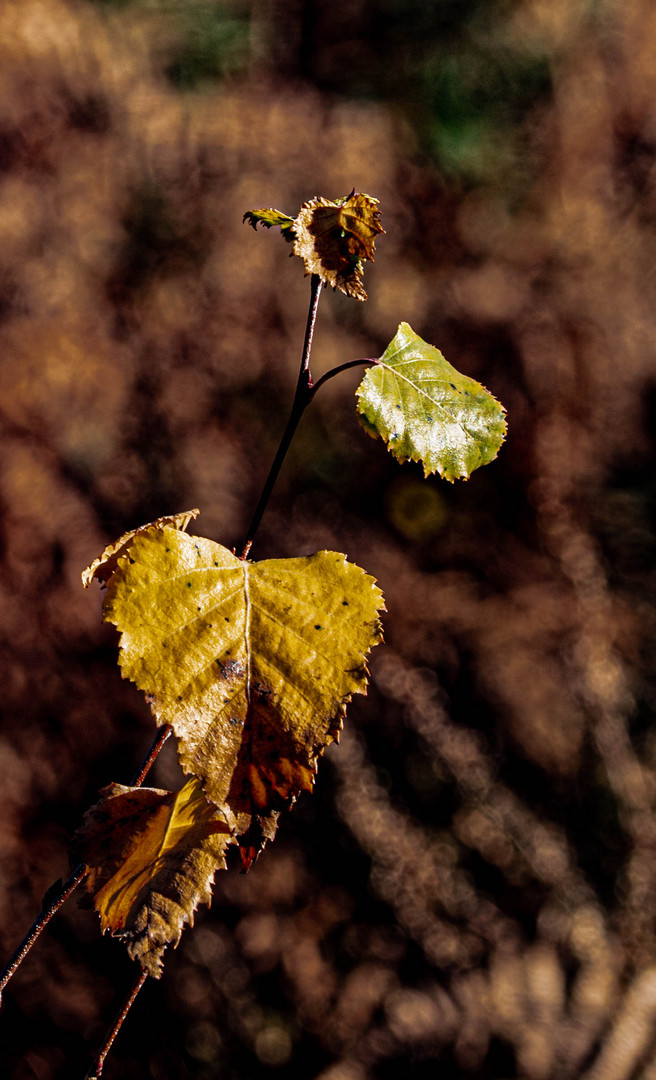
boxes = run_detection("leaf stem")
[0,725,172,1004]
[239,274,323,559]
[130,723,173,786]
[309,358,379,399]
[300,274,324,379]
[85,969,148,1079]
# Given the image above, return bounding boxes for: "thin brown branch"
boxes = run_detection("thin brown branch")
[85,969,149,1079]
[239,275,323,559]
[130,723,173,786]
[0,863,87,1003]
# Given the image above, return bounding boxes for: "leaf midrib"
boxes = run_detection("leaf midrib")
[379,359,466,432]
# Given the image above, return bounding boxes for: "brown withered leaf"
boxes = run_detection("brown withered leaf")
[73,777,233,977]
[87,523,384,869]
[292,192,384,300]
[81,509,200,588]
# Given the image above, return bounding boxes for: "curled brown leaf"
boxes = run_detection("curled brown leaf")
[73,777,234,977]
[292,192,384,300]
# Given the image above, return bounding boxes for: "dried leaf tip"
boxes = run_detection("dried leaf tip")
[81,509,200,588]
[243,192,384,301]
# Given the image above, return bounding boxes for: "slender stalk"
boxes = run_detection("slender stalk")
[238,285,382,560]
[85,969,148,1079]
[239,275,323,559]
[309,357,378,399]
[0,863,87,1003]
[130,723,172,786]
[0,725,172,1002]
[299,274,323,381]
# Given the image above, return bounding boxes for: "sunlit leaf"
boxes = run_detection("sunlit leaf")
[292,192,384,300]
[356,322,507,480]
[242,207,295,240]
[90,523,384,868]
[243,192,384,300]
[73,777,233,978]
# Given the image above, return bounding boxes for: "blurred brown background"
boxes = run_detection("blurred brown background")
[1,0,656,1077]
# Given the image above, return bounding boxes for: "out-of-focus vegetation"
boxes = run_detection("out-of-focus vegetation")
[1,1,656,1078]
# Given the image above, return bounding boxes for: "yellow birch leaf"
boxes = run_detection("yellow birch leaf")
[72,777,233,978]
[92,525,385,868]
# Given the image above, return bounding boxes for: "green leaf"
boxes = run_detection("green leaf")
[242,207,295,240]
[90,523,384,867]
[355,322,507,480]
